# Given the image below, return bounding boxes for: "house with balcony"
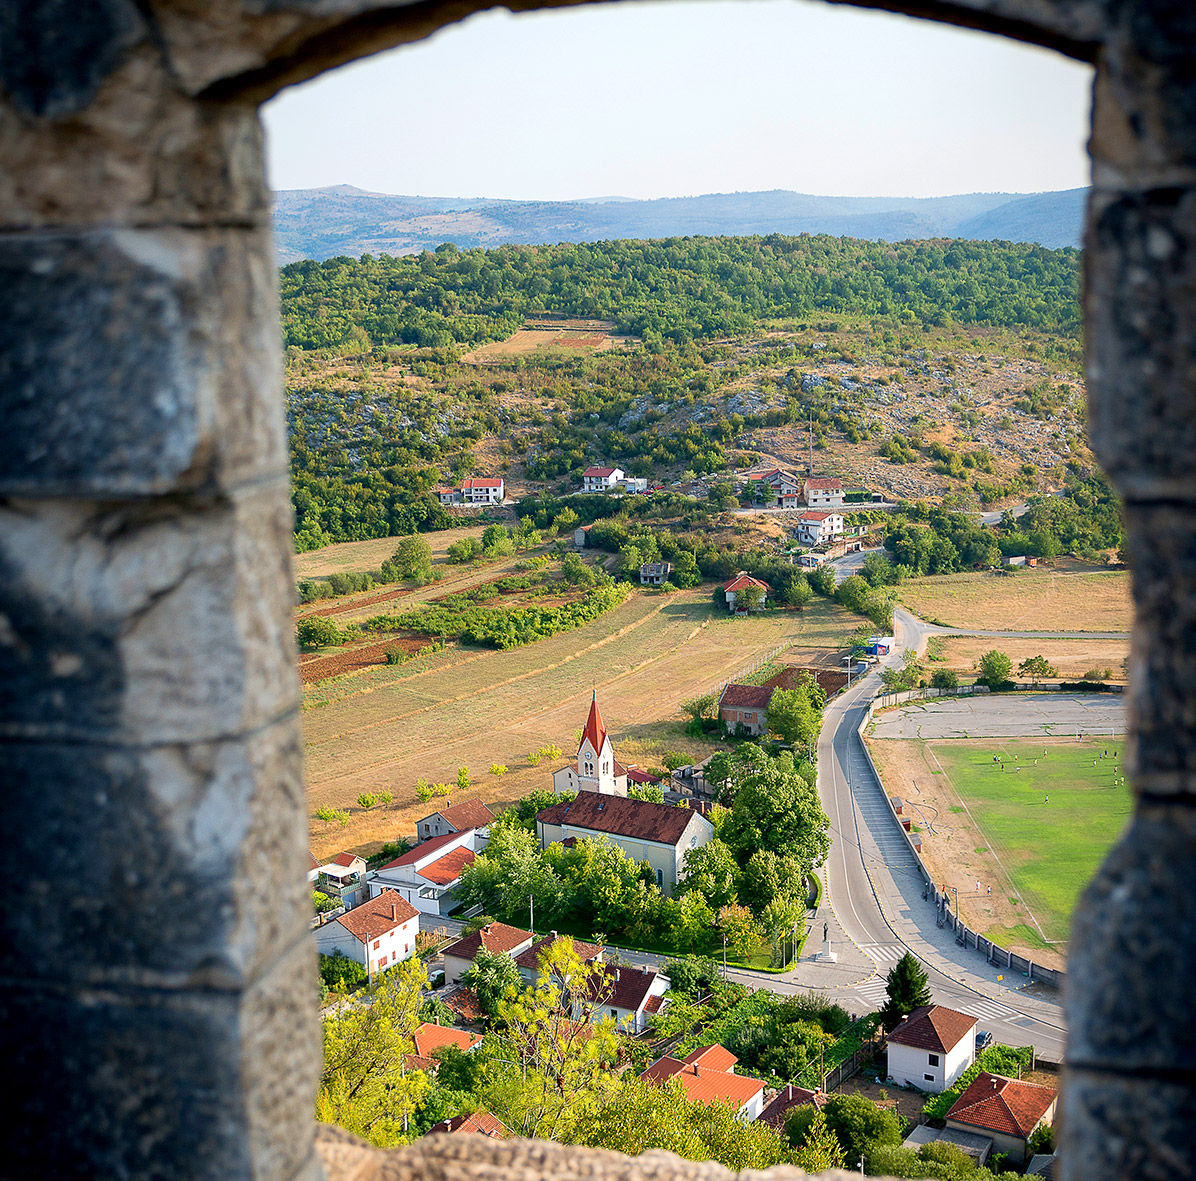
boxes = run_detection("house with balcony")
[314,851,369,910]
[582,466,624,492]
[795,511,844,546]
[461,477,504,504]
[804,476,845,507]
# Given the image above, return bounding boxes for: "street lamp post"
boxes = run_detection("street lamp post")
[722,934,728,980]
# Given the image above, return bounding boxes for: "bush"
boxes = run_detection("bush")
[319,951,367,993]
[661,750,693,771]
[1059,680,1112,692]
[930,668,958,690]
[312,890,337,913]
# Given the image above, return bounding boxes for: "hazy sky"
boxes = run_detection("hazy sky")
[263,0,1092,201]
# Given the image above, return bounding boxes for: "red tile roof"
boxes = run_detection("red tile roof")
[947,1072,1057,1139]
[383,830,468,869]
[442,985,485,1022]
[583,466,617,478]
[330,851,362,868]
[889,1005,977,1053]
[463,478,503,489]
[442,922,534,964]
[428,1110,510,1138]
[335,890,418,944]
[582,691,608,754]
[537,793,699,847]
[412,1022,482,1059]
[417,846,475,885]
[643,994,665,1016]
[683,1044,739,1072]
[641,1049,766,1111]
[799,511,834,522]
[758,1084,825,1130]
[806,477,843,490]
[723,573,769,593]
[308,851,321,872]
[432,797,496,831]
[514,933,603,972]
[626,767,662,785]
[719,683,774,710]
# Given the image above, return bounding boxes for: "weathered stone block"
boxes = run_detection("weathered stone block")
[1067,806,1196,1069]
[0,483,298,745]
[0,227,285,496]
[1086,187,1196,500]
[1060,1067,1196,1181]
[0,718,308,990]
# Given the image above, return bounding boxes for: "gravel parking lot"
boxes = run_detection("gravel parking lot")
[870,692,1126,739]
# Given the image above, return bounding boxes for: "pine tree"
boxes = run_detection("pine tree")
[880,951,932,1031]
[791,1110,846,1173]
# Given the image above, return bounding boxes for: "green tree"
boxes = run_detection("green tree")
[659,955,721,998]
[628,782,665,803]
[765,686,819,748]
[721,753,830,879]
[879,951,932,1031]
[1018,654,1057,685]
[297,615,343,650]
[930,667,959,690]
[462,947,524,1016]
[821,1093,904,1168]
[717,903,764,958]
[316,956,430,1146]
[783,577,813,609]
[456,766,471,791]
[976,648,1013,686]
[391,533,434,582]
[734,582,765,611]
[679,839,741,909]
[681,691,717,722]
[740,848,804,911]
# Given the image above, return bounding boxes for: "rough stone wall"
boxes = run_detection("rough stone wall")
[3,1,1196,1180]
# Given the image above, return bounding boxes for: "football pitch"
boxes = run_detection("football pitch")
[929,738,1133,943]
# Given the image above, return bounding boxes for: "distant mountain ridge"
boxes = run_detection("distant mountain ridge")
[272,184,1086,263]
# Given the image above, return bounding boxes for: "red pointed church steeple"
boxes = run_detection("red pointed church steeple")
[581,689,608,757]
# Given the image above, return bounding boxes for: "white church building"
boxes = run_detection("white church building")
[552,692,629,797]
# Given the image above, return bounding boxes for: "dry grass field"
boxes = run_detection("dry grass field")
[304,591,860,857]
[295,524,497,580]
[898,568,1132,633]
[461,319,633,363]
[928,635,1130,681]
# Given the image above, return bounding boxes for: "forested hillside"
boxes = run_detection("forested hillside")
[282,235,1085,549]
[282,235,1080,352]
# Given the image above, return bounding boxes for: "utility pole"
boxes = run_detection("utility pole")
[530,893,534,933]
[723,934,728,980]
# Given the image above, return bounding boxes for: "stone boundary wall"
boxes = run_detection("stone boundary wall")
[873,685,991,709]
[856,700,1065,991]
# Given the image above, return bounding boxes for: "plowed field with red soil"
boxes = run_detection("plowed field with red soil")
[298,634,427,684]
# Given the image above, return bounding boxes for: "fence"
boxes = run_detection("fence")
[856,700,1065,992]
[872,684,990,710]
[820,1036,882,1092]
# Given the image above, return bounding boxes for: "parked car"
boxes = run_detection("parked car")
[976,1029,993,1050]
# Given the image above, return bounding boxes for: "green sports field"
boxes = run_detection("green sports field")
[930,739,1133,943]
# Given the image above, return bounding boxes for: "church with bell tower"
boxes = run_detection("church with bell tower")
[552,691,629,797]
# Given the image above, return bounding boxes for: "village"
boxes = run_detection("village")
[310,684,1061,1173]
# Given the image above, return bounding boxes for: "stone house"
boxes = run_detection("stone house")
[535,793,713,895]
[717,683,774,735]
[886,1004,977,1093]
[639,561,672,585]
[315,889,420,976]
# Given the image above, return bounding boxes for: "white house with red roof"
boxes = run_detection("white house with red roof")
[315,888,420,975]
[583,962,670,1034]
[804,476,845,508]
[744,467,803,507]
[369,829,484,915]
[405,1022,483,1071]
[582,465,625,492]
[722,572,769,611]
[887,1004,977,1092]
[552,692,629,797]
[642,1044,767,1122]
[462,477,504,504]
[795,511,845,546]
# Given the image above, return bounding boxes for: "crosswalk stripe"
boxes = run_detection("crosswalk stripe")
[960,1000,1016,1019]
[861,943,905,962]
